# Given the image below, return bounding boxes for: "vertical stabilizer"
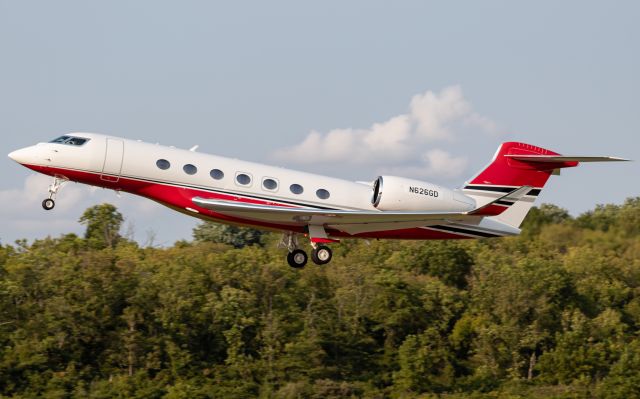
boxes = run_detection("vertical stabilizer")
[461,142,578,228]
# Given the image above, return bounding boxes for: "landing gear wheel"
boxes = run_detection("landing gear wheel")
[41,177,66,211]
[311,245,332,265]
[42,198,55,210]
[287,249,308,269]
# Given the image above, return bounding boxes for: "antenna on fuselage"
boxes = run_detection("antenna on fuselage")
[189,145,199,152]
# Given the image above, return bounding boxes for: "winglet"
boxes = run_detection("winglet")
[468,186,532,216]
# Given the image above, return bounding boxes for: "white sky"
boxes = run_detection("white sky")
[1,1,638,245]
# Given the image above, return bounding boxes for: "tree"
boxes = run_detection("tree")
[78,203,124,249]
[192,222,264,248]
[576,196,640,235]
[400,241,474,288]
[520,203,571,236]
[464,245,572,381]
[393,328,455,393]
[596,338,640,399]
[1,199,639,397]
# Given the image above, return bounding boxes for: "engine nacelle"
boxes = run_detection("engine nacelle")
[371,176,476,212]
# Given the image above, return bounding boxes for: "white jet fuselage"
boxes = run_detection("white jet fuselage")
[11,132,623,267]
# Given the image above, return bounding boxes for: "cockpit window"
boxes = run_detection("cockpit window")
[66,137,88,146]
[49,135,89,146]
[50,135,70,143]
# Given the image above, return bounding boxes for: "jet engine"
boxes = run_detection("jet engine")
[371,176,476,212]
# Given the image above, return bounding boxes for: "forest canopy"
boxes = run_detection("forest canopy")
[0,198,639,398]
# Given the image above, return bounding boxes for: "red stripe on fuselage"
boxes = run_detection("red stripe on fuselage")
[22,164,472,240]
[25,164,305,232]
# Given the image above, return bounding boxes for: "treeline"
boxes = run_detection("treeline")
[0,199,639,398]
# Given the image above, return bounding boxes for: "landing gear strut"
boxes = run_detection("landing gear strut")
[279,231,335,268]
[279,232,308,268]
[42,177,67,211]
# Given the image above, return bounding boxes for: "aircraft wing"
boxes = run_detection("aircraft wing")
[192,186,530,226]
[192,197,467,226]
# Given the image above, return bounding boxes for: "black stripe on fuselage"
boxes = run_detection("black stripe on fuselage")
[428,224,503,238]
[528,188,542,196]
[464,185,513,193]
[464,185,541,197]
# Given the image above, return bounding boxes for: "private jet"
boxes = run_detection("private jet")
[8,133,628,268]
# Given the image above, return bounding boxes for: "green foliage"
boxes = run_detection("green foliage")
[78,203,124,249]
[520,203,570,236]
[575,197,640,235]
[596,338,640,398]
[192,221,264,248]
[400,241,474,288]
[0,198,638,397]
[394,327,455,393]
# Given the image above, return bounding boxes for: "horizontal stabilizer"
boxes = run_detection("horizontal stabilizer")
[505,155,630,162]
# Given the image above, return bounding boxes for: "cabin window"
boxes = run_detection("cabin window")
[262,178,278,191]
[236,173,252,186]
[316,189,330,200]
[183,164,197,175]
[156,159,171,170]
[210,169,224,180]
[290,184,304,194]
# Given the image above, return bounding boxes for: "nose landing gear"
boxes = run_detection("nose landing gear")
[42,198,55,210]
[42,177,67,211]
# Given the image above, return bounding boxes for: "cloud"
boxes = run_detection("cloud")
[410,86,473,140]
[276,115,413,164]
[0,174,167,245]
[0,174,85,214]
[271,85,498,179]
[382,149,469,180]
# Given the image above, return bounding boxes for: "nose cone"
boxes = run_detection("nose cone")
[8,147,33,164]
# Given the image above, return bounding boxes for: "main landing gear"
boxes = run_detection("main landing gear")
[287,249,308,269]
[280,232,334,268]
[311,245,332,265]
[42,177,67,211]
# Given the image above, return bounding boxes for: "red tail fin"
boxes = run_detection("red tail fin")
[461,142,627,229]
[467,142,578,188]
[462,142,578,228]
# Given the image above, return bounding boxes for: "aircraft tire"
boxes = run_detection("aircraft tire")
[311,246,332,265]
[287,249,308,268]
[42,198,55,210]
